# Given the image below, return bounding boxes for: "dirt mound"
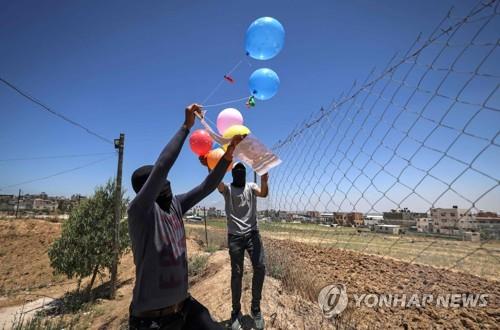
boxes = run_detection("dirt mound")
[87,237,333,329]
[264,238,500,329]
[190,249,335,329]
[0,220,71,308]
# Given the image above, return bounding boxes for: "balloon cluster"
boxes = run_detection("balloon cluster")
[246,17,284,104]
[189,17,285,168]
[189,108,250,170]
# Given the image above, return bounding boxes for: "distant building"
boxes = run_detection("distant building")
[0,192,86,217]
[207,207,217,217]
[320,212,334,223]
[0,194,16,212]
[334,212,364,226]
[416,217,433,233]
[464,231,481,242]
[307,211,320,220]
[383,208,427,228]
[475,211,500,239]
[430,206,475,235]
[374,224,401,235]
[364,214,383,227]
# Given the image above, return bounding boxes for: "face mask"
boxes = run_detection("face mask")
[131,165,173,212]
[232,169,246,188]
[156,181,173,212]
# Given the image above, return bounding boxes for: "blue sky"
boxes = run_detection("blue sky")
[1,0,498,212]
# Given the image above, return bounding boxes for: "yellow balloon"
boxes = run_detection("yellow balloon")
[223,125,251,139]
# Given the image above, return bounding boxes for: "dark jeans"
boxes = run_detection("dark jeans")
[228,230,266,314]
[129,297,223,330]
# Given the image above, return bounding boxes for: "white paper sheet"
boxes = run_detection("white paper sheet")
[199,117,282,175]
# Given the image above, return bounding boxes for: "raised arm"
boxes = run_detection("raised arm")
[199,154,225,193]
[129,104,201,214]
[253,173,269,198]
[178,135,244,214]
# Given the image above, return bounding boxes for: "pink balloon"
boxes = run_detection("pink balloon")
[216,108,244,135]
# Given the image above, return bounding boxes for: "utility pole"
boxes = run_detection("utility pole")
[204,206,208,247]
[15,189,21,219]
[110,133,124,299]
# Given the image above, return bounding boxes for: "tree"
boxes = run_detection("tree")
[48,179,130,297]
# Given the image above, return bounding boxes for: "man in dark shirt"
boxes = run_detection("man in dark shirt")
[128,104,243,329]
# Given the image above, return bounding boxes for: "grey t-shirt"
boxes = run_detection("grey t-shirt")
[222,182,258,235]
[127,126,229,313]
[128,198,188,312]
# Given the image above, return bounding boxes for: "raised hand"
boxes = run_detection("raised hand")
[183,104,203,129]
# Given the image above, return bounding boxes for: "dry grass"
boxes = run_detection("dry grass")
[264,237,327,302]
[185,224,227,253]
[188,254,208,277]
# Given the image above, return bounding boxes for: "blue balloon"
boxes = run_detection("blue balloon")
[245,17,285,60]
[249,68,280,101]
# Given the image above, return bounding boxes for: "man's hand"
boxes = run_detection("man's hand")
[199,155,208,167]
[183,104,203,130]
[224,134,246,161]
[255,173,269,197]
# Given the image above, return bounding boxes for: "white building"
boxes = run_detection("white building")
[431,206,476,235]
[374,224,401,235]
[320,212,334,223]
[416,217,433,233]
[364,214,383,227]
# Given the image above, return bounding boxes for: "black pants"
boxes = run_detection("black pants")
[129,297,223,330]
[228,230,266,314]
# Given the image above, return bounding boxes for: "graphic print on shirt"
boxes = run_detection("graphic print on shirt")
[236,192,249,208]
[156,205,187,290]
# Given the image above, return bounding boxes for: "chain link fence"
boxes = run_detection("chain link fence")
[255,1,500,327]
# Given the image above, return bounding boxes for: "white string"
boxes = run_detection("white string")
[201,79,225,105]
[202,96,249,108]
[201,57,247,106]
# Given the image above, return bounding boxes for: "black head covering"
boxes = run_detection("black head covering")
[231,162,246,188]
[131,165,172,212]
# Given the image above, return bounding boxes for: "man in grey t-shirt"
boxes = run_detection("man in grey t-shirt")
[128,104,244,330]
[217,162,269,330]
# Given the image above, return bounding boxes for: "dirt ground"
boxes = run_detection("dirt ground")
[264,238,500,329]
[0,220,73,309]
[1,219,499,329]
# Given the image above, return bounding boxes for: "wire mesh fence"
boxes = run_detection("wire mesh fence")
[269,0,499,218]
[254,1,500,326]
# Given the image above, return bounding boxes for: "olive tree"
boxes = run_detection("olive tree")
[48,179,130,296]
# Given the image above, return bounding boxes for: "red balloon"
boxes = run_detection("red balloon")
[189,129,213,156]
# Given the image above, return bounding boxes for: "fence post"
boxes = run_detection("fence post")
[15,189,21,218]
[204,207,208,247]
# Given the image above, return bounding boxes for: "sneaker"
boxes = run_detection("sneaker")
[251,310,265,330]
[230,311,243,330]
